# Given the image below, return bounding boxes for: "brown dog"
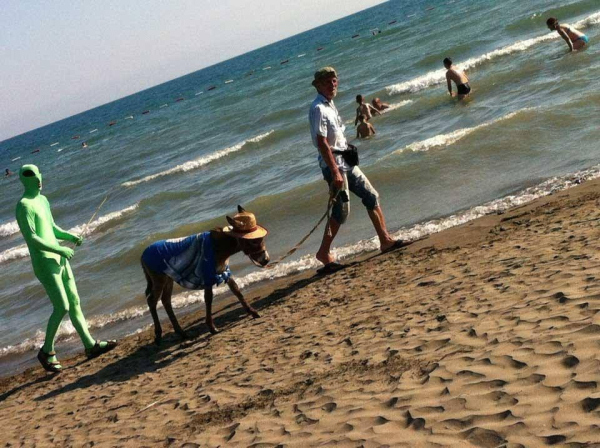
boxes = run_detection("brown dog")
[141,206,269,344]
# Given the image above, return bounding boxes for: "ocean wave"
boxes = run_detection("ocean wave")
[386,108,531,156]
[122,130,275,188]
[385,8,600,97]
[382,100,413,113]
[0,204,139,264]
[386,32,558,95]
[2,163,600,359]
[0,220,19,238]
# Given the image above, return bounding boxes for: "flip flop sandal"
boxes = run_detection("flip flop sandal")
[317,262,345,275]
[37,349,62,373]
[85,340,118,359]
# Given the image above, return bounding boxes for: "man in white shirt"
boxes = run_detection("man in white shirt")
[309,67,402,274]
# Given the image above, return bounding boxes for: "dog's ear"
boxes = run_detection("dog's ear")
[237,204,246,213]
[226,215,235,227]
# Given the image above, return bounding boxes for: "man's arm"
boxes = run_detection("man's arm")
[52,223,83,246]
[16,203,74,259]
[446,74,454,96]
[370,124,376,135]
[354,108,360,126]
[369,104,381,116]
[316,135,344,190]
[558,28,574,51]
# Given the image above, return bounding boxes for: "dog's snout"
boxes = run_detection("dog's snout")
[255,250,270,267]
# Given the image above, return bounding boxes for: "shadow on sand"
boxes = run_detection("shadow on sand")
[32,273,328,402]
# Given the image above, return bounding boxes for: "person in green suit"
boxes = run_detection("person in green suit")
[16,164,116,373]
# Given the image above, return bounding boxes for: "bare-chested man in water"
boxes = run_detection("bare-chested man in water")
[355,94,380,125]
[356,114,376,139]
[547,17,589,52]
[444,57,471,100]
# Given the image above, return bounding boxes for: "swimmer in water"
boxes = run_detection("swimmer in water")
[444,57,471,100]
[81,142,88,148]
[547,18,589,52]
[371,98,390,112]
[5,168,13,177]
[356,114,376,139]
[354,94,380,126]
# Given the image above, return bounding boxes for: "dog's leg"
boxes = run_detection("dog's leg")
[227,277,260,318]
[143,264,166,345]
[161,278,188,340]
[204,287,218,334]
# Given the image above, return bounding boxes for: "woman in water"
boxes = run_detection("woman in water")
[547,17,589,51]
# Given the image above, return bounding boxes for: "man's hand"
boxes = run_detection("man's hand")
[332,169,344,190]
[58,246,75,260]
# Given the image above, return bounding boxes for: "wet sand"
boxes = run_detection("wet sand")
[2,178,600,447]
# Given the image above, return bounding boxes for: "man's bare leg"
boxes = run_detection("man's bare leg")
[368,206,396,251]
[316,218,341,265]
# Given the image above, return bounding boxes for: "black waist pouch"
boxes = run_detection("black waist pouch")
[334,144,359,167]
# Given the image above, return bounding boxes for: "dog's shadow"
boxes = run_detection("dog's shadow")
[32,273,326,402]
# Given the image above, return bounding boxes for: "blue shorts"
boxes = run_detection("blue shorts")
[322,166,379,224]
[577,35,589,44]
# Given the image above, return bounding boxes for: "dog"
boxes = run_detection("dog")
[141,206,269,344]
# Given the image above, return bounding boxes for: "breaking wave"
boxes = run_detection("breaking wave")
[386,108,532,156]
[0,220,19,238]
[122,130,275,188]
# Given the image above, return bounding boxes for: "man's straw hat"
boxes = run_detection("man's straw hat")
[223,209,268,239]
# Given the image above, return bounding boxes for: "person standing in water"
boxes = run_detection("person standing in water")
[356,114,376,139]
[354,94,380,126]
[444,57,471,100]
[547,18,589,51]
[15,164,117,373]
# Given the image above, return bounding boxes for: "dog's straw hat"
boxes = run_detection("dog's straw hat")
[223,210,268,239]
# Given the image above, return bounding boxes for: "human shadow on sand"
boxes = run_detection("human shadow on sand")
[34,273,328,402]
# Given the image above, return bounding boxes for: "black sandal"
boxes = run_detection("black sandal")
[85,340,118,359]
[37,349,62,373]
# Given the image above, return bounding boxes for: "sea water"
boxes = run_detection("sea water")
[1,0,599,376]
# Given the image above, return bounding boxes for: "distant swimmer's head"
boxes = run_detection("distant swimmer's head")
[443,57,453,69]
[19,164,42,193]
[358,114,367,123]
[356,94,363,104]
[312,66,338,100]
[546,17,558,30]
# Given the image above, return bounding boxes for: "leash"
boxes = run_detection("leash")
[67,186,124,247]
[266,189,340,268]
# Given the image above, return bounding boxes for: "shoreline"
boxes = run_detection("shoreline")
[2,176,600,445]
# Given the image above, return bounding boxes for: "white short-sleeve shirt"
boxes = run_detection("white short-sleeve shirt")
[309,93,351,171]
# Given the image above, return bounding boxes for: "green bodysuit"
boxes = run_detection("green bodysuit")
[16,164,111,370]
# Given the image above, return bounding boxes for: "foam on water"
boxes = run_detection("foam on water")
[385,10,600,96]
[0,220,19,237]
[2,163,599,359]
[122,130,274,188]
[0,203,139,264]
[382,100,413,113]
[386,108,531,157]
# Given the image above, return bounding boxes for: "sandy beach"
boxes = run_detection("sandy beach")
[2,177,600,447]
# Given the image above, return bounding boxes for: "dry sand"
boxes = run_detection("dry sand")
[3,178,600,447]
